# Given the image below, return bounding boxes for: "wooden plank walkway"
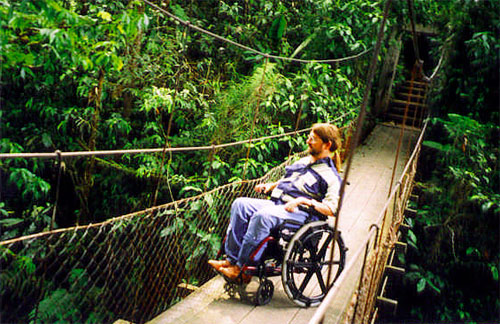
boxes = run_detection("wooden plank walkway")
[148,124,418,324]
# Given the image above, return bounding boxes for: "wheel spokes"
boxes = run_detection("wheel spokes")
[315,267,327,293]
[316,233,333,259]
[298,265,315,292]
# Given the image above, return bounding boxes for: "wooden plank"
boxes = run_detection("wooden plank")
[376,296,398,309]
[396,92,426,99]
[395,241,407,253]
[391,99,427,107]
[386,265,405,276]
[400,86,426,92]
[405,208,417,218]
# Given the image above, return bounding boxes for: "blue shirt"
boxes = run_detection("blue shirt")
[270,156,342,214]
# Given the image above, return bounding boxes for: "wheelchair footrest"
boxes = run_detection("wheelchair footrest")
[244,265,281,277]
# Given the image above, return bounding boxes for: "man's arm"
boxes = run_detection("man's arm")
[284,197,334,217]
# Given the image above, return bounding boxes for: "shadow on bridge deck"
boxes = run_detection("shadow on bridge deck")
[147,123,419,324]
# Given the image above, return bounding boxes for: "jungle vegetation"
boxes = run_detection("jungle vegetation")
[389,1,499,322]
[0,0,498,323]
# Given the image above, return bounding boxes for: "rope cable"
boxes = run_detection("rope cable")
[0,110,357,160]
[151,29,188,208]
[361,59,423,321]
[407,0,420,61]
[428,49,445,81]
[286,96,305,161]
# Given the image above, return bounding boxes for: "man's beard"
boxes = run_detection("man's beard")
[308,145,321,157]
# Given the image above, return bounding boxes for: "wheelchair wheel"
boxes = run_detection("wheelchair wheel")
[281,220,346,307]
[254,279,274,306]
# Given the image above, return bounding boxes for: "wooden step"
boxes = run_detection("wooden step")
[391,99,427,107]
[387,106,422,114]
[386,112,419,120]
[393,97,426,106]
[385,112,421,125]
[385,113,423,126]
[399,86,427,93]
[403,80,429,86]
[395,92,426,100]
[401,84,427,91]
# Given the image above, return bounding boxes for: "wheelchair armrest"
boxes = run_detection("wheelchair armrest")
[276,220,302,242]
[298,205,327,222]
[276,219,303,234]
[281,219,304,227]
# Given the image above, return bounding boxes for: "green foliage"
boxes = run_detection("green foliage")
[391,1,500,320]
[426,114,499,213]
[398,113,499,322]
[8,168,51,201]
[427,0,499,122]
[1,0,367,230]
[273,62,362,125]
[158,204,221,273]
[197,62,281,145]
[29,269,111,323]
[0,197,53,241]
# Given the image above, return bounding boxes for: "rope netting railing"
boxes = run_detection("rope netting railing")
[343,46,445,323]
[309,120,428,324]
[346,120,426,324]
[0,152,305,324]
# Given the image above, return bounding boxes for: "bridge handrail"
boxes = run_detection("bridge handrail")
[428,48,445,81]
[309,119,428,324]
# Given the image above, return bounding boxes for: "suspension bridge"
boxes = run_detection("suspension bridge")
[0,0,445,323]
[0,115,431,324]
[147,122,422,324]
[0,97,434,324]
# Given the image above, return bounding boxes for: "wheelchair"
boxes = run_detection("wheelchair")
[216,207,347,307]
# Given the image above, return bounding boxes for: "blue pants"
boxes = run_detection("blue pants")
[225,197,309,267]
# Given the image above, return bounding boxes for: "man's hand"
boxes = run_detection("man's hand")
[284,197,334,217]
[284,197,311,213]
[255,182,277,194]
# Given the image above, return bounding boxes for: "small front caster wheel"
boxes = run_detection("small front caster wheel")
[254,279,274,306]
[224,282,238,298]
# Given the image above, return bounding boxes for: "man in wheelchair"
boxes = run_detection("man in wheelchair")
[208,123,343,287]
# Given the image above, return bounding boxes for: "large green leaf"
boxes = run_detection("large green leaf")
[0,218,24,227]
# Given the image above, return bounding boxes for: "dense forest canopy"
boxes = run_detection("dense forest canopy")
[1,0,382,232]
[0,0,498,323]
